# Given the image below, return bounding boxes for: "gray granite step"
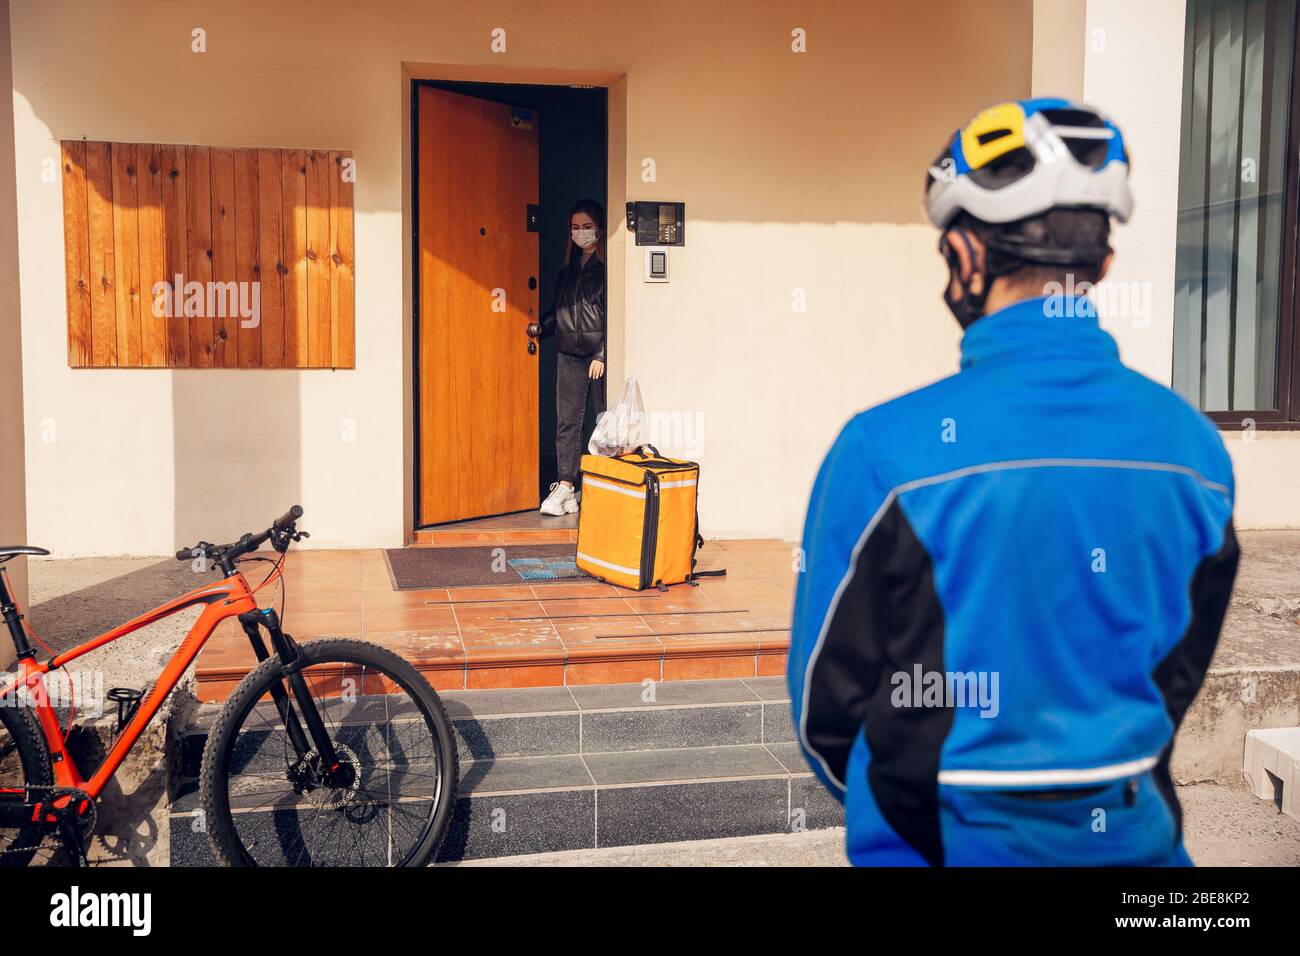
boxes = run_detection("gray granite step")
[168,677,843,865]
[177,677,797,775]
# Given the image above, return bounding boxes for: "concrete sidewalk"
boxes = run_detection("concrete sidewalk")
[453,783,1299,867]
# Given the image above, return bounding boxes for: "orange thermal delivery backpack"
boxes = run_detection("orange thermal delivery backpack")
[575,446,724,591]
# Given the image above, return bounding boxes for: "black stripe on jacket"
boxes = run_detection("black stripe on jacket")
[805,499,952,865]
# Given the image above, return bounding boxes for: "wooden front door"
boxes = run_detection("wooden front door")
[417,86,540,525]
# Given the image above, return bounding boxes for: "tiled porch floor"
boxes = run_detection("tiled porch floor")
[194,539,796,701]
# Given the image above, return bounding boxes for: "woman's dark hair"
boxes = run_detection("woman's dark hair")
[564,198,606,265]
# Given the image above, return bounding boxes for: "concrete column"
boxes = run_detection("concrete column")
[0,0,30,667]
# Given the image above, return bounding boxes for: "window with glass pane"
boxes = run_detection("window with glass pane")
[1173,0,1296,415]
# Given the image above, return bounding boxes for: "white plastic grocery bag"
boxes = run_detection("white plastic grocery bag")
[589,377,647,457]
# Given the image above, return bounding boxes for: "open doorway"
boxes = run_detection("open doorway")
[412,79,608,529]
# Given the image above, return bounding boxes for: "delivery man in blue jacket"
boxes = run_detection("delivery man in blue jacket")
[788,99,1238,866]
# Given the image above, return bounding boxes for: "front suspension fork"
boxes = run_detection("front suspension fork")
[238,609,342,778]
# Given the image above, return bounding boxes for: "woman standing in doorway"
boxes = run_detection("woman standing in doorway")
[528,199,607,516]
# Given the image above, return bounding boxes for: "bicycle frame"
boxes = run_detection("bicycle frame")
[0,565,272,800]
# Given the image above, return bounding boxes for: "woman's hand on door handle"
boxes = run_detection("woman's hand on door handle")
[588,359,605,380]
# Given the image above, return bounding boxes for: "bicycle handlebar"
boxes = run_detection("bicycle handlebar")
[175,505,305,567]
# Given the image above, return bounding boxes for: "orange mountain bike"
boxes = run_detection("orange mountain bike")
[0,506,458,867]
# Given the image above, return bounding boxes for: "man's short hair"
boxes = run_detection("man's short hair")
[952,208,1111,289]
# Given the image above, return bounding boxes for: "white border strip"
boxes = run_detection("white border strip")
[576,551,640,577]
[938,754,1159,787]
[660,478,698,489]
[798,456,1231,794]
[584,476,646,499]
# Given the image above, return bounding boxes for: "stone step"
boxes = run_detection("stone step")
[167,677,842,864]
[169,740,841,864]
[1243,726,1300,820]
[176,677,796,777]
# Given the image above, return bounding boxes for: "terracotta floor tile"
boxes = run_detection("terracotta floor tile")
[453,600,545,629]
[420,665,466,692]
[638,611,747,635]
[281,572,364,593]
[528,581,623,599]
[197,639,258,670]
[564,656,662,685]
[361,587,451,609]
[658,633,760,654]
[754,631,791,651]
[364,630,464,664]
[445,585,538,603]
[500,530,577,544]
[714,539,794,552]
[662,653,757,681]
[283,590,363,615]
[281,609,362,637]
[534,597,634,618]
[458,622,560,646]
[693,561,764,580]
[285,549,363,566]
[461,635,566,664]
[551,615,655,641]
[467,661,565,689]
[728,556,798,571]
[207,618,243,641]
[429,531,504,546]
[196,677,242,703]
[756,650,789,676]
[363,606,458,633]
[361,570,399,592]
[622,592,719,614]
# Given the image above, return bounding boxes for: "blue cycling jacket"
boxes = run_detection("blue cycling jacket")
[788,295,1238,866]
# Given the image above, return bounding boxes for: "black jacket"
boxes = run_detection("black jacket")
[538,253,605,361]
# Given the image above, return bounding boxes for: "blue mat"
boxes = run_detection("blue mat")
[507,556,585,581]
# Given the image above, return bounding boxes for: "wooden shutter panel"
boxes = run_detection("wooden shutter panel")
[60,140,355,369]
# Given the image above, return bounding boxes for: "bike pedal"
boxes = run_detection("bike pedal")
[106,687,144,733]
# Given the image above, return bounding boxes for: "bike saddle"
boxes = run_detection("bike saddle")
[0,545,50,564]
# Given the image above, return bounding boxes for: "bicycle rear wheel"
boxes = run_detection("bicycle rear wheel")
[199,638,458,867]
[0,703,52,867]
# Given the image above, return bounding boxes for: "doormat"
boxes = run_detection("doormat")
[383,543,584,590]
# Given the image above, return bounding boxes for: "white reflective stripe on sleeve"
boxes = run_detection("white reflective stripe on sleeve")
[583,476,646,498]
[937,754,1160,787]
[576,551,640,577]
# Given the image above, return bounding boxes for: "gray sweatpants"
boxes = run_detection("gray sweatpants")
[556,351,607,485]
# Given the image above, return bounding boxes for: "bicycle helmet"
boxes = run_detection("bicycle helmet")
[924,98,1133,326]
[925,98,1133,231]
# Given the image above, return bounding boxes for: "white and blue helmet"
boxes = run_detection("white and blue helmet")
[924,98,1134,229]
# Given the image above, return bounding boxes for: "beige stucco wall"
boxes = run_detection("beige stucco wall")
[0,0,28,647]
[9,0,1033,555]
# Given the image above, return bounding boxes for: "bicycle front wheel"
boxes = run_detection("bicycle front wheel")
[199,638,458,867]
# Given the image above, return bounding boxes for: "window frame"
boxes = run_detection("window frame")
[1200,4,1300,430]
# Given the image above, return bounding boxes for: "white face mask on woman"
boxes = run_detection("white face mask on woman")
[571,227,599,250]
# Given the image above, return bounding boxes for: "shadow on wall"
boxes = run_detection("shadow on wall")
[171,370,301,549]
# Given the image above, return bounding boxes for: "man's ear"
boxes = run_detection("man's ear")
[1096,250,1114,283]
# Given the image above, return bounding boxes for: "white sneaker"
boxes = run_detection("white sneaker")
[540,482,575,516]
